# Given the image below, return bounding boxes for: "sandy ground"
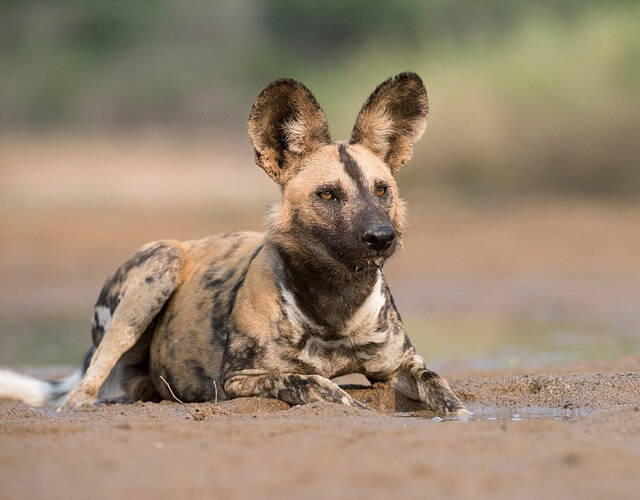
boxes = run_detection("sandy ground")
[1,368,639,500]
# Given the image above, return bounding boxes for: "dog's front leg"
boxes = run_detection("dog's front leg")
[388,348,470,416]
[224,372,370,409]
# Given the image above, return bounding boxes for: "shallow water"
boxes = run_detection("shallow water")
[397,404,595,422]
[464,404,593,421]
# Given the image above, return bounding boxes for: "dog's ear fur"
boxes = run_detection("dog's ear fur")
[248,78,331,184]
[350,72,428,174]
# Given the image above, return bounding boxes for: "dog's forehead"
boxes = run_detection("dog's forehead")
[343,143,392,181]
[290,143,392,190]
[299,144,342,181]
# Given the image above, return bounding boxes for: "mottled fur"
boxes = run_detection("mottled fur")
[5,73,466,416]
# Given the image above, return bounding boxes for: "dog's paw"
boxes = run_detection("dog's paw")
[93,396,135,406]
[63,390,96,410]
[346,396,374,412]
[454,407,473,418]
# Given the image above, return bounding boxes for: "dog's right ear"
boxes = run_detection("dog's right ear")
[248,78,331,185]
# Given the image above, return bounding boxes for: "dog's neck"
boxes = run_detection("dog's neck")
[267,241,381,332]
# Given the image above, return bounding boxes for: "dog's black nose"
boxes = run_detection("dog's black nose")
[361,224,395,251]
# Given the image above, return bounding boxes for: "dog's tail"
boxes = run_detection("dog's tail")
[0,368,82,406]
[0,347,94,407]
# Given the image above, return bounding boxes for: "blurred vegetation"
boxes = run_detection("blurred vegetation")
[1,0,639,196]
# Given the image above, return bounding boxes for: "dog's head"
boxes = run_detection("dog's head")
[249,73,428,274]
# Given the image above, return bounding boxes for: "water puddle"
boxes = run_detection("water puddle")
[396,404,595,422]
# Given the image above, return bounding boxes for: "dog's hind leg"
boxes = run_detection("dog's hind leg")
[224,372,371,410]
[65,242,183,408]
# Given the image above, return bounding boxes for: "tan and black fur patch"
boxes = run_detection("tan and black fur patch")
[61,73,467,416]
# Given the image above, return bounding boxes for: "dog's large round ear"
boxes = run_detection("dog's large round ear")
[248,78,331,185]
[350,72,428,174]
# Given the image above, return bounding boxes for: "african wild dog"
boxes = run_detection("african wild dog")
[0,73,469,416]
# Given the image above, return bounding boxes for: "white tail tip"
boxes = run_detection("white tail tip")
[0,367,81,407]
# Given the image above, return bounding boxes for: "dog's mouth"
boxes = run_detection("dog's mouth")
[351,248,396,272]
[321,248,391,275]
[353,257,384,273]
[344,238,399,273]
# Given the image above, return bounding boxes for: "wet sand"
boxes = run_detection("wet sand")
[2,368,639,500]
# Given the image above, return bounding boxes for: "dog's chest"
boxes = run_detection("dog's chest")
[277,275,400,377]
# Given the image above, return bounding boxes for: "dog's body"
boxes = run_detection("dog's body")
[0,73,467,415]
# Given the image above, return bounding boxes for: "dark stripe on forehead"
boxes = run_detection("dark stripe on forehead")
[338,144,367,191]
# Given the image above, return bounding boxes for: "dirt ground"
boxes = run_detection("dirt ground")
[1,367,639,500]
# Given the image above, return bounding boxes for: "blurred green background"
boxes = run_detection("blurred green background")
[1,1,639,373]
[2,0,639,195]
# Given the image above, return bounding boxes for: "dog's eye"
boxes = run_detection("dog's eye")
[375,186,387,197]
[318,190,334,200]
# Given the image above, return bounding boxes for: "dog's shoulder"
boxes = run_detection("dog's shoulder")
[165,231,266,327]
[231,242,281,336]
[178,231,264,264]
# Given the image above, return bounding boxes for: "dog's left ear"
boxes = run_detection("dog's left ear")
[248,78,331,185]
[350,72,428,174]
